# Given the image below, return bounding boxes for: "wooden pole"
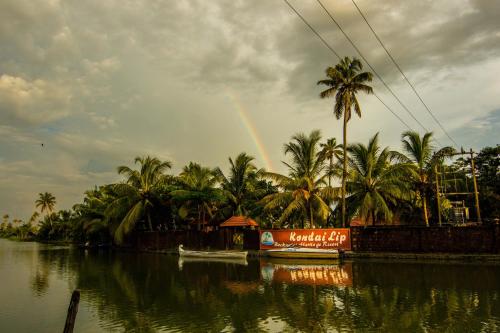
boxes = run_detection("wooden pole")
[63,290,80,333]
[470,149,481,223]
[434,165,442,226]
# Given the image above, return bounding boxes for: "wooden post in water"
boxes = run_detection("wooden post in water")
[63,290,80,333]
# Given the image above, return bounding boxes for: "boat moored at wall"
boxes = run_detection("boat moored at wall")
[178,244,248,259]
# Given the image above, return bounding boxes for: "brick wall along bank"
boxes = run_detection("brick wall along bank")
[350,225,500,253]
[136,225,500,254]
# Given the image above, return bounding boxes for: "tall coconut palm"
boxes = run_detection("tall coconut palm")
[35,192,56,217]
[400,131,454,226]
[108,156,171,244]
[214,153,262,216]
[262,130,337,228]
[171,162,222,230]
[318,56,373,227]
[319,137,343,187]
[347,133,411,224]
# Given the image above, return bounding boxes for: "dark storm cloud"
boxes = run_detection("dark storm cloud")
[274,0,500,98]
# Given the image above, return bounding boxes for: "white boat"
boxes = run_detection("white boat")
[264,247,340,259]
[178,244,248,259]
[178,257,248,270]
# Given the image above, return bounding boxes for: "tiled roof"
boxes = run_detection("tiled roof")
[220,215,259,227]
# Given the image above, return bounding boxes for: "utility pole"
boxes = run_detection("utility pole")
[470,149,481,223]
[434,165,442,226]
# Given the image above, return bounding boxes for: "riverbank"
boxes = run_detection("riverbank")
[343,251,500,263]
[0,236,74,245]
[133,247,500,263]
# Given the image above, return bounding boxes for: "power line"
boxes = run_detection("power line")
[282,0,340,59]
[350,0,459,148]
[282,0,413,131]
[314,0,437,139]
[372,94,412,130]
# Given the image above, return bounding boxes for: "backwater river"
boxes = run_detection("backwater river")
[1,238,499,332]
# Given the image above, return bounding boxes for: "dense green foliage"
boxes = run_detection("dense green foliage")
[261,130,337,228]
[347,133,411,224]
[2,133,497,245]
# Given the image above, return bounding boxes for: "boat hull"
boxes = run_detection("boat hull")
[178,245,247,259]
[178,257,248,270]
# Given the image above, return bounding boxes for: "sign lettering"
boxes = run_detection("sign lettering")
[260,229,351,250]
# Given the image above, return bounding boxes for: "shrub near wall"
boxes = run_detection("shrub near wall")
[351,225,500,254]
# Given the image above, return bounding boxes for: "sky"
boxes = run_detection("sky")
[1,0,499,219]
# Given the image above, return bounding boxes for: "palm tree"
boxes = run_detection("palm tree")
[214,153,262,216]
[347,133,411,224]
[319,137,343,187]
[171,162,222,230]
[262,130,337,228]
[73,186,114,243]
[35,192,56,217]
[318,56,373,227]
[29,212,40,225]
[400,131,454,226]
[108,156,171,244]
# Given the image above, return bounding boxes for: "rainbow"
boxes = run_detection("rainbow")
[226,89,274,172]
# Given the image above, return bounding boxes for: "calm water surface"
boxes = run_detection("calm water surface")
[1,239,499,332]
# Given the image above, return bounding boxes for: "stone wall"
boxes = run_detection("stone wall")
[350,225,500,253]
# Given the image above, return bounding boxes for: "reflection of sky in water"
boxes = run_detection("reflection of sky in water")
[1,239,500,332]
[0,240,102,333]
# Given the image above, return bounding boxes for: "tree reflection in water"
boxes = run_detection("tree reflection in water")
[34,248,500,332]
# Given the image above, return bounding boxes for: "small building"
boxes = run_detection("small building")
[220,216,259,229]
[220,216,259,249]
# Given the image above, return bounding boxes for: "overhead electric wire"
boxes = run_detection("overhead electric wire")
[372,94,412,130]
[282,0,341,59]
[283,0,413,131]
[314,0,439,140]
[350,0,459,148]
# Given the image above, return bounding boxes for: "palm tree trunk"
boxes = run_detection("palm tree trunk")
[422,192,429,227]
[147,212,153,231]
[327,156,333,225]
[197,204,201,231]
[328,157,333,187]
[341,109,348,228]
[309,201,314,229]
[420,174,429,227]
[202,209,206,231]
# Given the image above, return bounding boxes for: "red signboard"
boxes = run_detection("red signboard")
[259,228,351,250]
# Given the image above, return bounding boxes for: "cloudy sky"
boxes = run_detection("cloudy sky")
[1,0,499,219]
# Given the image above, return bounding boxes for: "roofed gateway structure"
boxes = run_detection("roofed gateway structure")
[220,216,258,228]
[220,216,259,249]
